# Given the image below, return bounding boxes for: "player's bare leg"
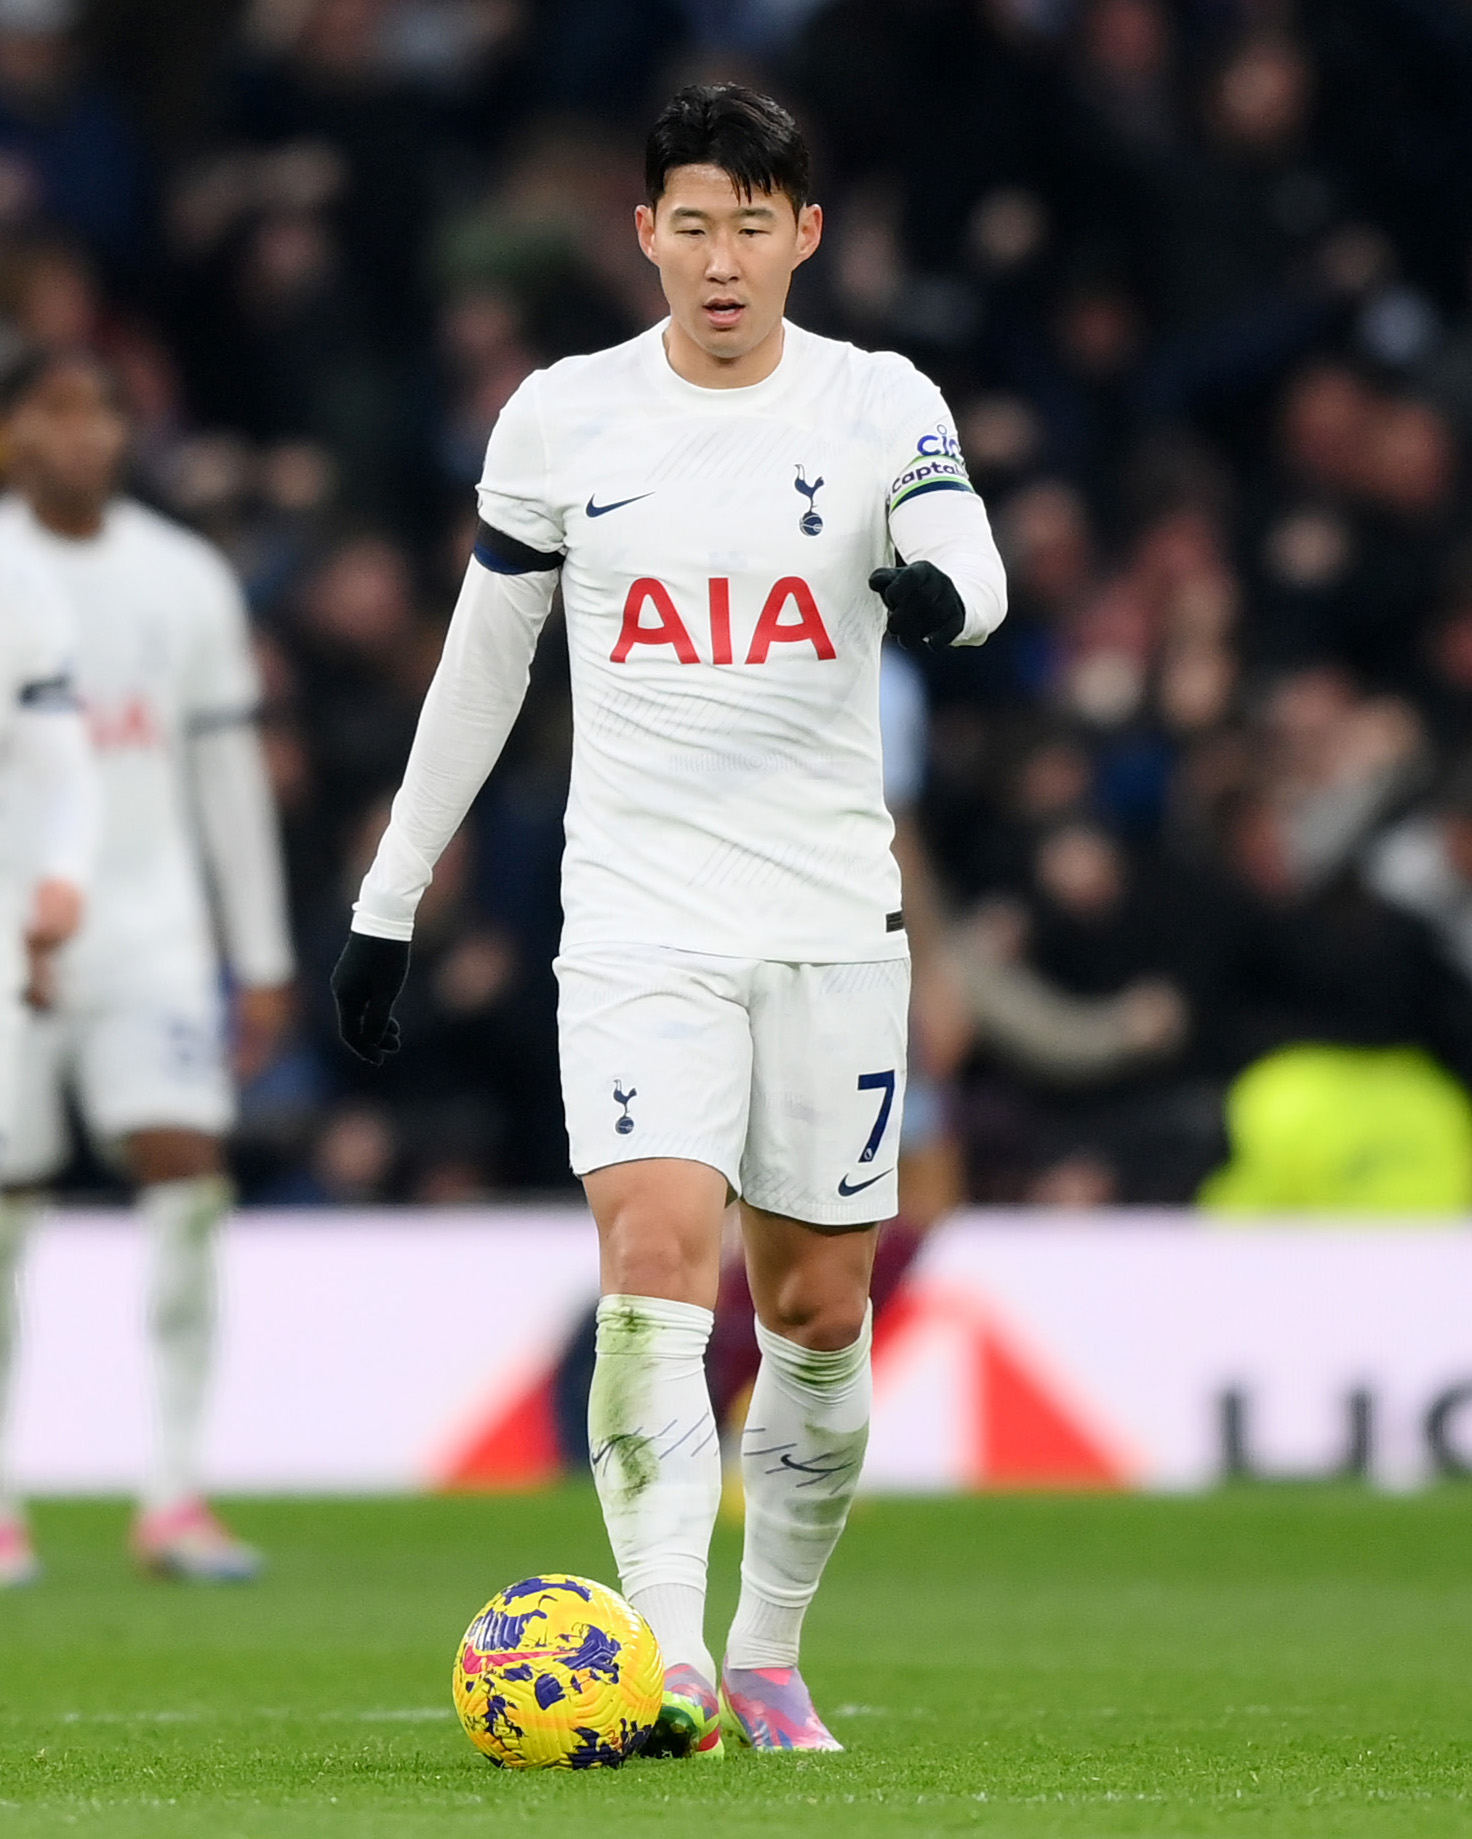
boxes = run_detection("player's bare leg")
[721,1205,876,1750]
[0,1193,39,1586]
[125,1128,259,1583]
[584,1157,727,1757]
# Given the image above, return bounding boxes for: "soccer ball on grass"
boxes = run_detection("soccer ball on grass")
[452,1573,663,1769]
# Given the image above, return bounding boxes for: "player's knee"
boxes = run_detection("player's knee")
[762,1280,869,1352]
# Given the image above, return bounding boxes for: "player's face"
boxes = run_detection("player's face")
[6,362,128,512]
[636,166,822,374]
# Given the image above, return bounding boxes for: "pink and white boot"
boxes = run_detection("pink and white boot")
[720,1664,843,1751]
[0,1514,40,1587]
[131,1499,262,1583]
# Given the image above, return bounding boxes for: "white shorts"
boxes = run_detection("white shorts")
[556,946,910,1228]
[3,978,234,1185]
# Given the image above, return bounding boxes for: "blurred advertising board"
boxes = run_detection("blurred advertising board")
[10,1210,1472,1494]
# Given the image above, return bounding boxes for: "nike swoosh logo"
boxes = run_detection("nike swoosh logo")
[586,493,653,518]
[837,1170,893,1197]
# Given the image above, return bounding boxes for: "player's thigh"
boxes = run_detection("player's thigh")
[584,1157,732,1307]
[742,956,910,1228]
[555,946,754,1190]
[126,1127,225,1185]
[74,981,234,1151]
[2,1005,72,1188]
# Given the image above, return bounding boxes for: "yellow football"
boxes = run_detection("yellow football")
[452,1573,664,1769]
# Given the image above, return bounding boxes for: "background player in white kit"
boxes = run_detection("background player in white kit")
[0,543,96,1585]
[333,87,1006,1750]
[0,352,295,1584]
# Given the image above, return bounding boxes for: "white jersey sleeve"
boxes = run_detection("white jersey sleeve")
[476,374,567,558]
[5,543,75,702]
[878,358,1007,645]
[191,722,295,986]
[174,543,295,985]
[353,379,566,941]
[180,546,262,726]
[0,548,97,897]
[352,556,558,940]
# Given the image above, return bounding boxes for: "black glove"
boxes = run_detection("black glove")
[869,560,966,652]
[331,933,410,1065]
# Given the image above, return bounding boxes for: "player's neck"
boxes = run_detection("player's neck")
[663,316,786,390]
[27,491,106,542]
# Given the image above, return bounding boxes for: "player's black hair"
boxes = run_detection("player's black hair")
[646,84,812,216]
[0,345,124,419]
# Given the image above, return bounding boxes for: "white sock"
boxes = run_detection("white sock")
[588,1293,720,1680]
[726,1305,873,1670]
[0,1195,37,1522]
[143,1175,232,1513]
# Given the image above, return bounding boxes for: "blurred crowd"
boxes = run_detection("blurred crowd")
[13,0,1472,1205]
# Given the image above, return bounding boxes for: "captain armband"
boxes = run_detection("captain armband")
[472,519,564,576]
[887,421,976,514]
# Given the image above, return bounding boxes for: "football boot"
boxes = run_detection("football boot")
[0,1515,40,1587]
[131,1499,263,1583]
[720,1664,843,1751]
[644,1662,724,1759]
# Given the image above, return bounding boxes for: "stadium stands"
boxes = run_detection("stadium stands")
[13,0,1472,1205]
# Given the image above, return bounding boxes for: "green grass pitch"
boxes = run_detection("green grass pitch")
[2,1487,1470,1836]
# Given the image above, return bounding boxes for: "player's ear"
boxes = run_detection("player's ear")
[793,202,823,269]
[635,203,658,264]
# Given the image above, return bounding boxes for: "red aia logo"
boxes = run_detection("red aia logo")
[86,695,161,750]
[612,577,836,665]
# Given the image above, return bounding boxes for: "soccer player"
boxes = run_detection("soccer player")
[0,545,96,1586]
[333,86,1005,1750]
[0,351,295,1584]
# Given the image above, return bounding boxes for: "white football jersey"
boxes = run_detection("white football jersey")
[0,497,262,990]
[0,542,78,923]
[473,319,1004,963]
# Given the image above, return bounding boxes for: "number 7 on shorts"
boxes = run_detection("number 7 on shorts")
[856,1069,896,1165]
